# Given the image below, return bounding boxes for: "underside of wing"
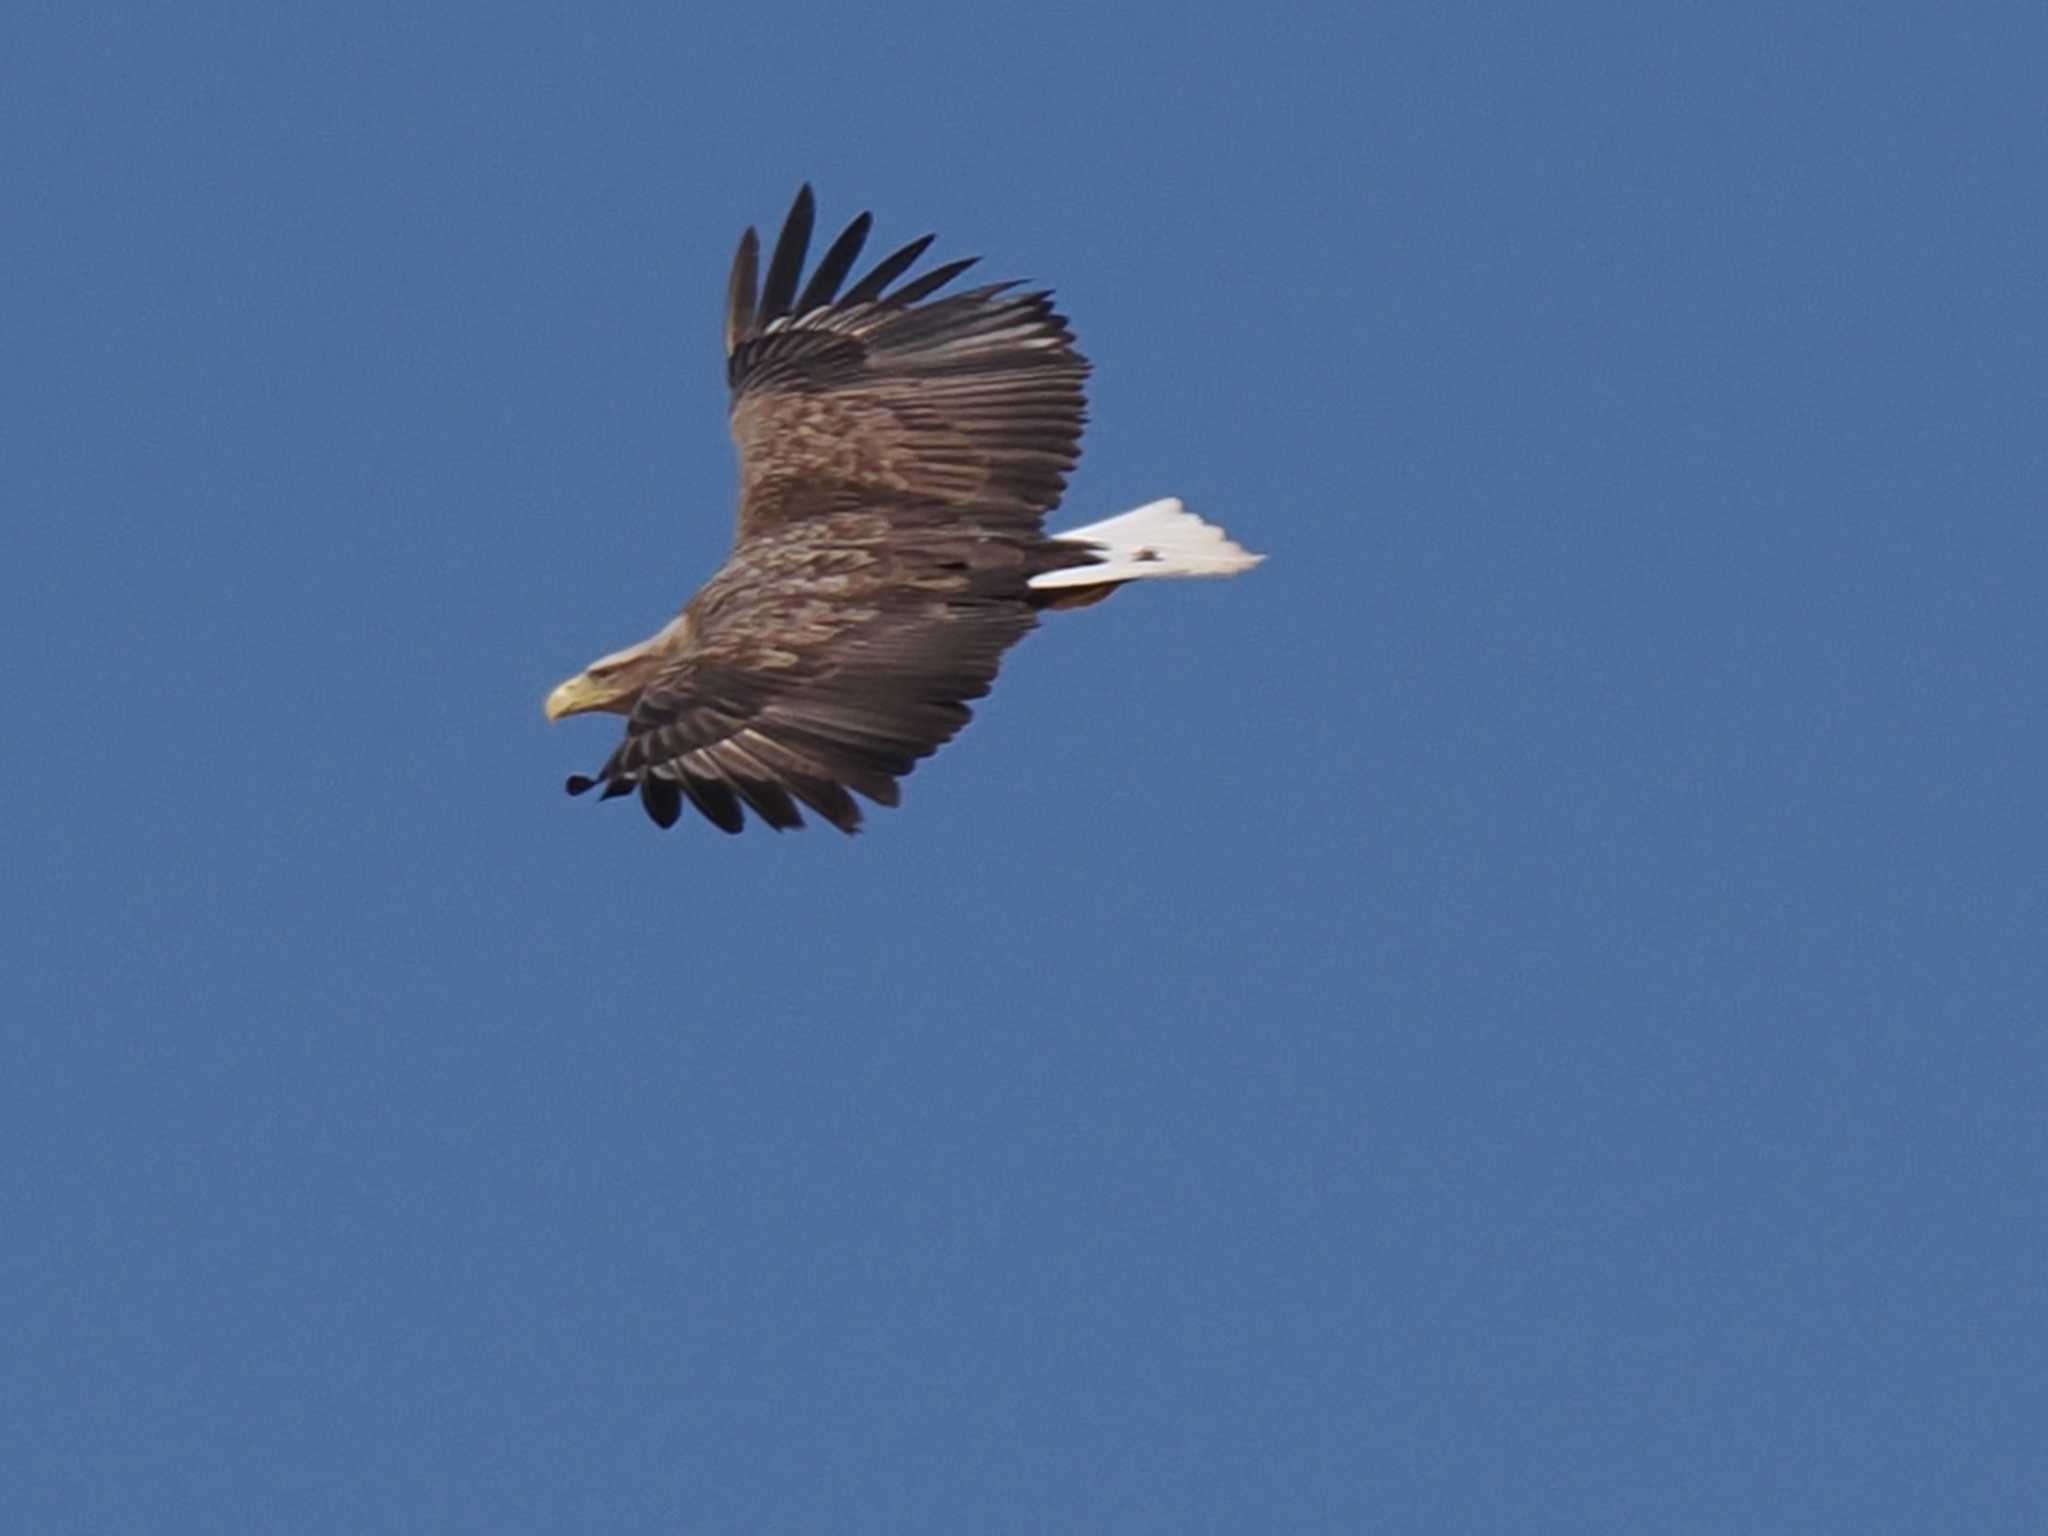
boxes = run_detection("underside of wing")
[723,185,1091,539]
[567,512,1055,834]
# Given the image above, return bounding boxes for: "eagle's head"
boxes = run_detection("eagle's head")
[545,638,660,721]
[546,614,694,721]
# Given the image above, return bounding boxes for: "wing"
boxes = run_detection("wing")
[575,507,1054,834]
[723,184,1090,541]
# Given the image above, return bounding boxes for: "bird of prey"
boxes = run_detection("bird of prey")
[545,185,1263,834]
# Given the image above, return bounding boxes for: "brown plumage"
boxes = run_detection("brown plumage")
[546,185,1261,834]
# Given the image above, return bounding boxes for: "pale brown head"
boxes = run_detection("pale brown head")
[543,635,664,722]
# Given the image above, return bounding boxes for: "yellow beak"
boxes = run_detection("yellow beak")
[544,673,602,722]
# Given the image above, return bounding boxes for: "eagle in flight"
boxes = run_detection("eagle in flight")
[545,186,1263,834]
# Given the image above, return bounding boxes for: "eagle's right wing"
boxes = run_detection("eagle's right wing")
[574,523,1040,834]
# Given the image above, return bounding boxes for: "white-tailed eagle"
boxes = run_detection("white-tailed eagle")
[546,186,1263,833]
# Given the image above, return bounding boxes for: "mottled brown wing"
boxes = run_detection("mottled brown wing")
[576,507,1060,833]
[724,185,1090,540]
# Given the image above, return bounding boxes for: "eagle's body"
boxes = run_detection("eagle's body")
[546,186,1262,834]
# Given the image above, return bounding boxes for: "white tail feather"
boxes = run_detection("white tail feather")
[1031,498,1265,590]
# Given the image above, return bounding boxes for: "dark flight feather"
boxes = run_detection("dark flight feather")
[678,771,745,834]
[884,255,980,306]
[795,211,871,317]
[756,184,814,326]
[841,234,935,304]
[639,777,682,828]
[723,229,758,357]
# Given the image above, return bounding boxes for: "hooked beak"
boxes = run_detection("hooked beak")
[544,673,604,722]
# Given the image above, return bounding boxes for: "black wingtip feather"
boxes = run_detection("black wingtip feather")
[565,774,598,796]
[730,775,805,831]
[886,254,980,306]
[795,212,872,317]
[843,233,936,304]
[682,774,746,834]
[725,227,759,356]
[758,184,815,325]
[640,778,682,828]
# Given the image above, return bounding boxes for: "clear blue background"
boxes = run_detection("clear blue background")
[5,4,2044,1530]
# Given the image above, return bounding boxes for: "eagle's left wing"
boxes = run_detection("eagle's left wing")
[723,185,1091,542]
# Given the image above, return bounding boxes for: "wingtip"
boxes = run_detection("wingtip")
[759,184,818,324]
[726,227,761,355]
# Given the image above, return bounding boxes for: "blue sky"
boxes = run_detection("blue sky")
[5,3,2044,1530]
